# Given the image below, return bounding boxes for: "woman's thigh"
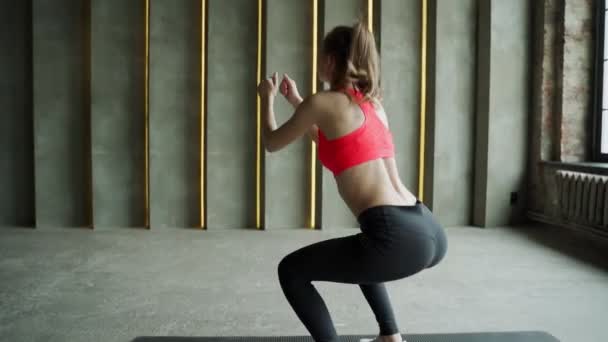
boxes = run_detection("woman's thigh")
[279,232,434,284]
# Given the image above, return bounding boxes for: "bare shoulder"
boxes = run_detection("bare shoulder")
[297,92,331,114]
[315,90,354,113]
[307,91,344,107]
[302,91,347,122]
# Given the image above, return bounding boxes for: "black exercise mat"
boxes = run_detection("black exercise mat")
[133,330,559,342]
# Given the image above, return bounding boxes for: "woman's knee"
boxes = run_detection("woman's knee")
[278,253,299,283]
[277,255,290,278]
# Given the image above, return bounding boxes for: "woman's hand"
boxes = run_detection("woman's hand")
[257,72,279,99]
[280,73,302,107]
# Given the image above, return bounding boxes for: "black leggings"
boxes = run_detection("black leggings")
[278,200,447,342]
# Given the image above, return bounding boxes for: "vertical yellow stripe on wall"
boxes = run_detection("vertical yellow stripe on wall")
[144,0,151,228]
[418,0,427,201]
[255,0,263,229]
[200,0,207,229]
[309,0,318,229]
[368,0,373,31]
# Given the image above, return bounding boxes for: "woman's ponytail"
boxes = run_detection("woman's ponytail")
[322,19,381,100]
[346,20,380,100]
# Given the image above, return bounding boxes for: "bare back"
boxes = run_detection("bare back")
[316,91,418,217]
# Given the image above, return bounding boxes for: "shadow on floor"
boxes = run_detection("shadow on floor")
[510,222,608,272]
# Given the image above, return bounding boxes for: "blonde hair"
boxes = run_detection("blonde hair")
[322,19,381,101]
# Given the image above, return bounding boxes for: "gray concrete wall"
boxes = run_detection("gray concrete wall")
[4,0,538,229]
[528,0,596,224]
[264,0,311,229]
[380,0,421,195]
[91,0,146,227]
[149,0,200,228]
[206,0,257,228]
[321,0,365,229]
[324,0,366,29]
[487,0,530,226]
[474,0,530,227]
[473,0,491,227]
[425,0,477,227]
[528,0,561,215]
[33,0,89,227]
[557,0,592,162]
[0,0,35,226]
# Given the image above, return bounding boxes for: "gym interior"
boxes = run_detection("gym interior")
[1,1,606,341]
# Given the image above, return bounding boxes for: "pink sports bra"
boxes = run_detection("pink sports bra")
[317,87,395,176]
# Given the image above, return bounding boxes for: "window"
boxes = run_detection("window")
[594,0,608,161]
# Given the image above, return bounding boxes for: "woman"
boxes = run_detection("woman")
[257,20,447,342]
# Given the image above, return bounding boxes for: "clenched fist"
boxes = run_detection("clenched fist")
[279,73,302,106]
[257,72,279,98]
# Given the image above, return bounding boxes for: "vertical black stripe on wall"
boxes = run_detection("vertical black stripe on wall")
[26,0,35,227]
[202,0,209,229]
[84,0,93,228]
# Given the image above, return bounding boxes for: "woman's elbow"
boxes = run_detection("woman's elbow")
[264,141,280,153]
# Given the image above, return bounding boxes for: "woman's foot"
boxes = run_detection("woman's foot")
[359,333,404,342]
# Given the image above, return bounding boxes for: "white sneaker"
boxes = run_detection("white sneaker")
[359,338,406,342]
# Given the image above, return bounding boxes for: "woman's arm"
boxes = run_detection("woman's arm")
[287,95,319,144]
[258,73,323,152]
[280,74,319,144]
[309,125,320,144]
[261,93,324,152]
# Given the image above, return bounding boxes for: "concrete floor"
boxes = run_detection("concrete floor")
[0,223,607,342]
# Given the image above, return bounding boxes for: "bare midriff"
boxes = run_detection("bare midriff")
[333,158,418,218]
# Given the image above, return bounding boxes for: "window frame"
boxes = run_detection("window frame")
[593,0,608,162]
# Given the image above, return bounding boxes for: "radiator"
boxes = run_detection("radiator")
[556,170,608,229]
